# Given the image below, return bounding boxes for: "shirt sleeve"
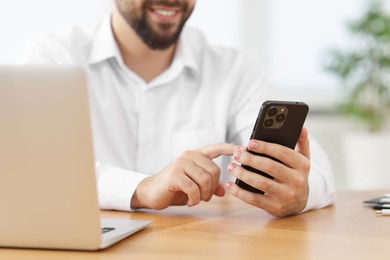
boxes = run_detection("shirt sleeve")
[95,161,150,211]
[300,133,336,212]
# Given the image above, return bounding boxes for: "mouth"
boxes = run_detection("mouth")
[153,9,177,17]
[148,6,181,23]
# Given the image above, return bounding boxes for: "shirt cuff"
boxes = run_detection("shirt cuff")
[301,162,336,213]
[95,162,150,211]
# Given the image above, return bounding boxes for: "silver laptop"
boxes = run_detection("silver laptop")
[0,66,152,250]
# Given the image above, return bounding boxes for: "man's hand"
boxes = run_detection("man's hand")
[226,128,311,217]
[131,143,238,210]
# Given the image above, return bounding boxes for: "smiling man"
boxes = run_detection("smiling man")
[20,0,335,217]
[112,0,195,82]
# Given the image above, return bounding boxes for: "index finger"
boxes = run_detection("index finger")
[197,143,238,159]
[247,139,306,169]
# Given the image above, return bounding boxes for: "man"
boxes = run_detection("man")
[20,0,335,217]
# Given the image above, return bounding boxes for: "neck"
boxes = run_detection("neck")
[111,8,176,83]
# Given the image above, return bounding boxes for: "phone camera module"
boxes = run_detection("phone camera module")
[263,105,288,129]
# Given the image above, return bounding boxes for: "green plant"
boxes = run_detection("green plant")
[325,0,390,132]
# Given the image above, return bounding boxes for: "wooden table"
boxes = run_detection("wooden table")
[1,190,390,259]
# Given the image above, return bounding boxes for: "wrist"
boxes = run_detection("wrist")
[130,176,154,209]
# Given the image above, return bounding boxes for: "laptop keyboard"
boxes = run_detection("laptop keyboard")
[102,227,115,234]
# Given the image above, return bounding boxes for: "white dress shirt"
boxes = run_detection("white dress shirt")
[19,17,335,212]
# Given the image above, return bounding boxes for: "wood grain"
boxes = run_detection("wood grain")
[1,190,389,260]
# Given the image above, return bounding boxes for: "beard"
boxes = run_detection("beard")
[116,0,194,50]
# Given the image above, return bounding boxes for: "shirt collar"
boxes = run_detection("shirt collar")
[174,29,199,72]
[147,30,199,87]
[88,16,199,74]
[88,16,122,65]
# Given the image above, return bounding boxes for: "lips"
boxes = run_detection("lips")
[148,5,181,23]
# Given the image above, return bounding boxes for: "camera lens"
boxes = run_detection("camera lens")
[275,113,286,123]
[267,107,278,117]
[264,118,274,128]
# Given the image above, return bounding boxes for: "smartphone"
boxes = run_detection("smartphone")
[235,100,309,194]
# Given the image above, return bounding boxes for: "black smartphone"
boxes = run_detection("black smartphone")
[235,100,309,194]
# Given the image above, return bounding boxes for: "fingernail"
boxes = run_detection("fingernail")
[249,141,258,149]
[233,150,242,160]
[239,146,246,151]
[225,181,233,191]
[227,163,236,173]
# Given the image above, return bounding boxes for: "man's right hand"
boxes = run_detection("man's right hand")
[130,143,238,210]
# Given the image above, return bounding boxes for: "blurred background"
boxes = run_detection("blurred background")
[1,0,390,190]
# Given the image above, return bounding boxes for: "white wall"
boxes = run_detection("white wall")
[188,0,365,109]
[0,0,112,64]
[187,0,245,50]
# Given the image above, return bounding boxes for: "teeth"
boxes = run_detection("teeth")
[154,9,176,16]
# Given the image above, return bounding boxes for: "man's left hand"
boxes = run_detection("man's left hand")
[226,128,311,217]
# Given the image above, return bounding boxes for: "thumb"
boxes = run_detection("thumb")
[214,183,226,197]
[296,127,310,159]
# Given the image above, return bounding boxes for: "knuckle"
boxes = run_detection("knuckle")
[181,149,194,158]
[284,190,296,201]
[259,179,271,192]
[175,156,187,165]
[210,163,221,175]
[271,160,283,175]
[206,160,220,175]
[261,158,275,173]
[258,141,270,154]
[235,166,245,180]
[279,148,292,162]
[295,175,306,188]
[199,171,212,186]
[246,194,259,207]
[241,151,254,166]
[186,180,199,194]
[261,158,284,179]
[228,184,239,196]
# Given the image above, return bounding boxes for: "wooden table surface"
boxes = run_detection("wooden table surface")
[1,190,390,260]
